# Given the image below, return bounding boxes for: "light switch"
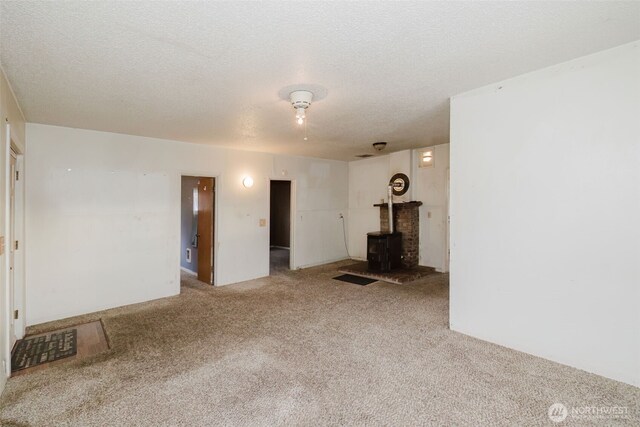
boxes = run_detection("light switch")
[259,219,267,227]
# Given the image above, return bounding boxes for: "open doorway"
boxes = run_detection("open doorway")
[180,176,215,285]
[269,180,292,274]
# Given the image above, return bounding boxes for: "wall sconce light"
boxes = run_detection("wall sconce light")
[242,176,254,188]
[419,149,434,168]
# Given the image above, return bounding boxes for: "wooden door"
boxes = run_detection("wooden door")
[197,178,214,284]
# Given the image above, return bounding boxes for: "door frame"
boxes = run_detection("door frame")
[179,173,218,286]
[4,124,25,376]
[444,167,450,273]
[268,178,296,270]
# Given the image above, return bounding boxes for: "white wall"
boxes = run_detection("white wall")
[347,155,390,260]
[347,145,450,271]
[272,156,348,269]
[450,41,640,386]
[26,124,348,325]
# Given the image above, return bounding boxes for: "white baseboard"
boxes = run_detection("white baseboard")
[295,256,352,270]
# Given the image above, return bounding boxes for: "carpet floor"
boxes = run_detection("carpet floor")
[0,261,637,426]
[269,247,290,275]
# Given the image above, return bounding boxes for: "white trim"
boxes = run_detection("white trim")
[12,152,25,339]
[289,180,297,270]
[268,178,297,271]
[3,123,11,377]
[295,256,351,270]
[444,167,450,273]
[3,124,25,376]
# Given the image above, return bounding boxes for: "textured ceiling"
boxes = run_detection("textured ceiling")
[1,1,639,160]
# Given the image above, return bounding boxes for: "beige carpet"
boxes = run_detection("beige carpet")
[0,261,637,426]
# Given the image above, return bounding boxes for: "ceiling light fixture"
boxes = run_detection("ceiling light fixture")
[373,142,387,152]
[290,90,313,126]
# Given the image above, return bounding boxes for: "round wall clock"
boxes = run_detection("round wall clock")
[389,173,410,196]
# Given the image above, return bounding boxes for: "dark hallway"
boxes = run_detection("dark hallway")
[270,180,291,274]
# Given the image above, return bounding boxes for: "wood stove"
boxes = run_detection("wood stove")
[367,232,402,272]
